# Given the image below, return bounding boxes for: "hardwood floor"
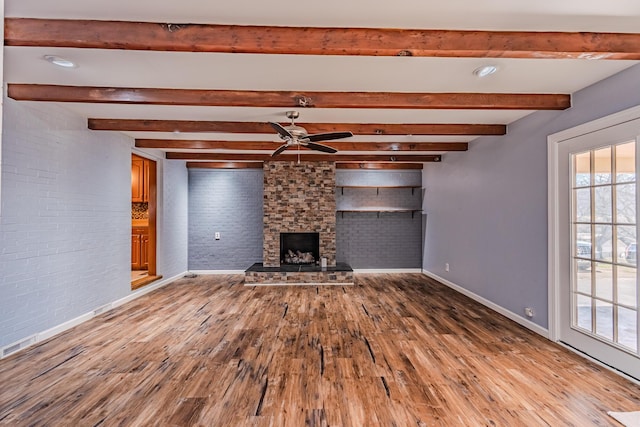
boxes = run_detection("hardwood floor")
[1,274,639,426]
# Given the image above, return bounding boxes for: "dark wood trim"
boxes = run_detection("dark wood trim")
[168,152,441,162]
[336,163,424,170]
[8,84,570,110]
[136,139,468,152]
[186,161,264,169]
[6,18,640,60]
[90,119,506,136]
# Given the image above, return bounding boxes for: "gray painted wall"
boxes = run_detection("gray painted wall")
[423,63,640,328]
[188,168,264,270]
[336,169,423,268]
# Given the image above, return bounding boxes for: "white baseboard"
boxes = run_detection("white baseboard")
[354,268,423,274]
[188,270,246,275]
[422,270,549,338]
[1,271,186,359]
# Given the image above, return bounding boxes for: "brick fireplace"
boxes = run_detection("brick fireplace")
[262,161,336,267]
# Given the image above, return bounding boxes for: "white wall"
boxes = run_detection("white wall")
[423,63,640,329]
[157,158,188,278]
[0,97,188,349]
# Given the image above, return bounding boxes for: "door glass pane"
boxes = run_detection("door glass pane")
[575,151,591,187]
[594,186,612,222]
[594,262,613,301]
[576,295,592,331]
[618,225,636,265]
[618,306,638,352]
[595,300,614,340]
[616,141,635,183]
[616,184,636,224]
[575,188,591,222]
[594,146,612,184]
[594,225,612,262]
[576,261,592,294]
[617,265,637,308]
[575,224,592,258]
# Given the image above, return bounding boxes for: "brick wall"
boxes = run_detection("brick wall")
[188,168,263,270]
[157,160,189,278]
[263,161,336,267]
[0,96,189,349]
[0,97,132,347]
[336,169,423,269]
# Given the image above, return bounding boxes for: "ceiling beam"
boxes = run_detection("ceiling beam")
[167,153,441,162]
[8,84,570,110]
[186,162,263,169]
[6,18,640,60]
[135,139,468,151]
[89,119,506,136]
[184,161,425,169]
[336,163,423,170]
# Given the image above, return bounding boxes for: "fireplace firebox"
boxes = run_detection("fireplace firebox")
[280,232,320,265]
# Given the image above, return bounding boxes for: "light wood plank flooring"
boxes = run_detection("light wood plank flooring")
[1,274,639,426]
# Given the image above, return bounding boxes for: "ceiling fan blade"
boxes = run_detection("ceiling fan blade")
[272,144,289,157]
[306,142,338,154]
[306,131,354,142]
[269,122,293,139]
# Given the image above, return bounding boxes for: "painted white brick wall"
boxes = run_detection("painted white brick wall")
[0,98,189,348]
[0,97,132,347]
[157,159,188,278]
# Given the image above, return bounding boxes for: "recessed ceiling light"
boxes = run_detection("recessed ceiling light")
[43,55,76,68]
[473,65,498,78]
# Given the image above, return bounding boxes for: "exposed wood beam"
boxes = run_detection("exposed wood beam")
[186,162,263,169]
[89,119,506,136]
[185,161,425,170]
[135,139,468,151]
[167,153,441,162]
[337,163,423,170]
[6,18,640,60]
[8,84,570,110]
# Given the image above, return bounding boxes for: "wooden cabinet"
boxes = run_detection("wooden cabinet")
[131,155,150,202]
[131,227,149,270]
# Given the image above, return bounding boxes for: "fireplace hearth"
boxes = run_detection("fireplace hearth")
[280,232,320,265]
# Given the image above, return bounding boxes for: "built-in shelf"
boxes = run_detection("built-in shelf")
[336,185,421,195]
[337,209,423,218]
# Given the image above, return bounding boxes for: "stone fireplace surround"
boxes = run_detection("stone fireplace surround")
[262,161,337,267]
[245,161,353,285]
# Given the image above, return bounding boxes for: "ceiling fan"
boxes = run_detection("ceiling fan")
[268,111,353,157]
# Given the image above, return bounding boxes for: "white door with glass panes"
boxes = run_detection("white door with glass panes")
[554,117,640,380]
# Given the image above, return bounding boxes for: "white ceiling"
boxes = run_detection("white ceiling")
[4,1,640,155]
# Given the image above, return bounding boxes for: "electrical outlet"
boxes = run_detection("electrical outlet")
[524,307,534,318]
[445,263,450,272]
[215,232,220,240]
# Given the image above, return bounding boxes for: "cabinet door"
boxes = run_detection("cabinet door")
[131,234,141,270]
[140,234,149,269]
[131,158,144,202]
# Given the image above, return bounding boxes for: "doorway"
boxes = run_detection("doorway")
[131,153,160,289]
[549,109,640,379]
